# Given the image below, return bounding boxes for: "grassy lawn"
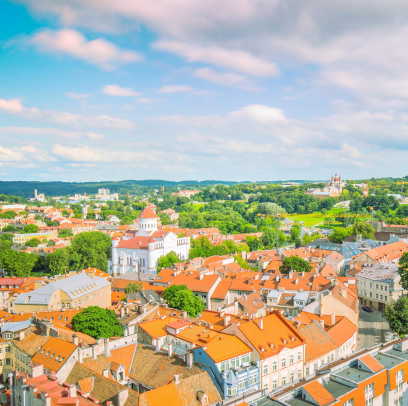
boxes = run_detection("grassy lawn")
[192,202,206,211]
[286,207,348,227]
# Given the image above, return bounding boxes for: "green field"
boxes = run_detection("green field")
[286,207,348,228]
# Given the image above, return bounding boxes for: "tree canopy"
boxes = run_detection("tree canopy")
[162,285,205,317]
[157,251,180,271]
[384,296,408,336]
[279,256,312,274]
[125,281,143,294]
[71,306,124,339]
[23,224,39,234]
[0,249,37,277]
[25,238,41,247]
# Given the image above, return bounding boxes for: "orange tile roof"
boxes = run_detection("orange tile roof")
[78,377,94,393]
[31,336,77,372]
[139,316,180,338]
[142,381,184,406]
[198,310,248,331]
[139,207,158,219]
[303,380,335,406]
[169,273,220,293]
[238,311,305,359]
[359,354,384,373]
[211,280,231,299]
[325,317,358,347]
[203,333,251,363]
[364,241,408,262]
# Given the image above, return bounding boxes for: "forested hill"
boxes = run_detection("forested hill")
[0,180,239,198]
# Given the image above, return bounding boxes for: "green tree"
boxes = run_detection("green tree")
[162,285,205,317]
[71,306,124,339]
[0,249,37,277]
[397,253,408,291]
[47,248,71,275]
[70,232,112,271]
[0,234,13,242]
[58,228,74,238]
[290,225,301,241]
[294,237,302,248]
[352,222,375,240]
[384,296,408,336]
[0,210,17,219]
[262,228,285,248]
[120,216,133,225]
[62,210,70,217]
[245,235,262,252]
[159,212,171,225]
[24,238,41,247]
[279,256,312,274]
[2,225,17,232]
[125,281,143,294]
[328,227,353,243]
[189,236,213,259]
[23,224,39,234]
[157,251,181,271]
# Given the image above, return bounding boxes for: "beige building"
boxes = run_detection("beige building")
[12,232,53,244]
[9,271,111,313]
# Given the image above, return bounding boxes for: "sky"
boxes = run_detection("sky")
[1,1,408,182]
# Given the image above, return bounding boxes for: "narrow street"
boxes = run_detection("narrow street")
[357,305,391,350]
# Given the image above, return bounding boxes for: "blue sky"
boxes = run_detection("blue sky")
[1,0,408,182]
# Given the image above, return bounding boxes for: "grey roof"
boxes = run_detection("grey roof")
[1,319,34,333]
[355,263,399,282]
[293,292,309,302]
[127,289,160,303]
[304,238,381,260]
[14,273,111,305]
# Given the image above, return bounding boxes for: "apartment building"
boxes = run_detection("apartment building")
[352,262,406,310]
[9,271,111,313]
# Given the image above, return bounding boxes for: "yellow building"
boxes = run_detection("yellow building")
[9,271,111,313]
[12,232,52,244]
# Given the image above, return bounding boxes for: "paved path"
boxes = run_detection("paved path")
[357,306,391,350]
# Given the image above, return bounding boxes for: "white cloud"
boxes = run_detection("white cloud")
[193,68,260,90]
[230,105,286,122]
[152,40,278,77]
[101,85,141,96]
[29,28,142,70]
[0,126,104,140]
[0,98,134,130]
[0,145,56,163]
[157,85,194,93]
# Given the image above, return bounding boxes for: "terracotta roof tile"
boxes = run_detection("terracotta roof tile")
[303,380,335,406]
[359,354,384,373]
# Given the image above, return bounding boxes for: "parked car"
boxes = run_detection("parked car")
[362,306,373,313]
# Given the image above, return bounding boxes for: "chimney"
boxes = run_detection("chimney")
[68,384,76,397]
[31,364,44,378]
[78,348,83,364]
[117,389,128,406]
[120,308,125,318]
[301,271,304,277]
[155,337,161,352]
[104,338,111,356]
[72,334,78,346]
[19,331,25,341]
[294,279,298,285]
[199,274,204,280]
[341,289,347,299]
[168,343,173,357]
[223,315,230,326]
[234,301,239,315]
[331,313,335,326]
[319,295,324,318]
[102,370,109,378]
[288,271,294,279]
[174,375,180,385]
[258,318,263,330]
[41,393,51,406]
[319,320,325,329]
[92,345,97,360]
[125,306,129,315]
[34,281,43,290]
[186,351,194,369]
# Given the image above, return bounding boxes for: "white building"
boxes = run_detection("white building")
[111,207,190,275]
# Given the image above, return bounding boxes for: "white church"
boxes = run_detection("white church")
[111,207,191,275]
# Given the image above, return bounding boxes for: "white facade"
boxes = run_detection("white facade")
[111,208,190,275]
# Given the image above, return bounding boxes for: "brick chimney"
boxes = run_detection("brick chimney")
[168,343,173,357]
[68,384,76,397]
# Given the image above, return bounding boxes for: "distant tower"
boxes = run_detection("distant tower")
[34,189,38,199]
[82,204,88,220]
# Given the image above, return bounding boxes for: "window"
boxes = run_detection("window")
[238,379,246,390]
[5,358,10,366]
[370,292,372,298]
[380,285,383,290]
[249,375,257,386]
[273,380,277,390]
[376,294,378,299]
[343,400,354,406]
[5,347,10,353]
[306,367,310,376]
[227,386,237,397]
[220,361,229,373]
[385,296,388,301]
[298,351,302,361]
[272,361,277,371]
[298,369,302,379]
[263,364,268,375]
[376,284,379,289]
[313,363,318,372]
[241,354,250,364]
[290,371,294,382]
[380,295,383,300]
[289,355,294,364]
[281,376,286,386]
[281,358,286,368]
[385,286,388,291]
[369,283,372,288]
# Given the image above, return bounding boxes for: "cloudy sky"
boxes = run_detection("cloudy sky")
[1,0,407,182]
